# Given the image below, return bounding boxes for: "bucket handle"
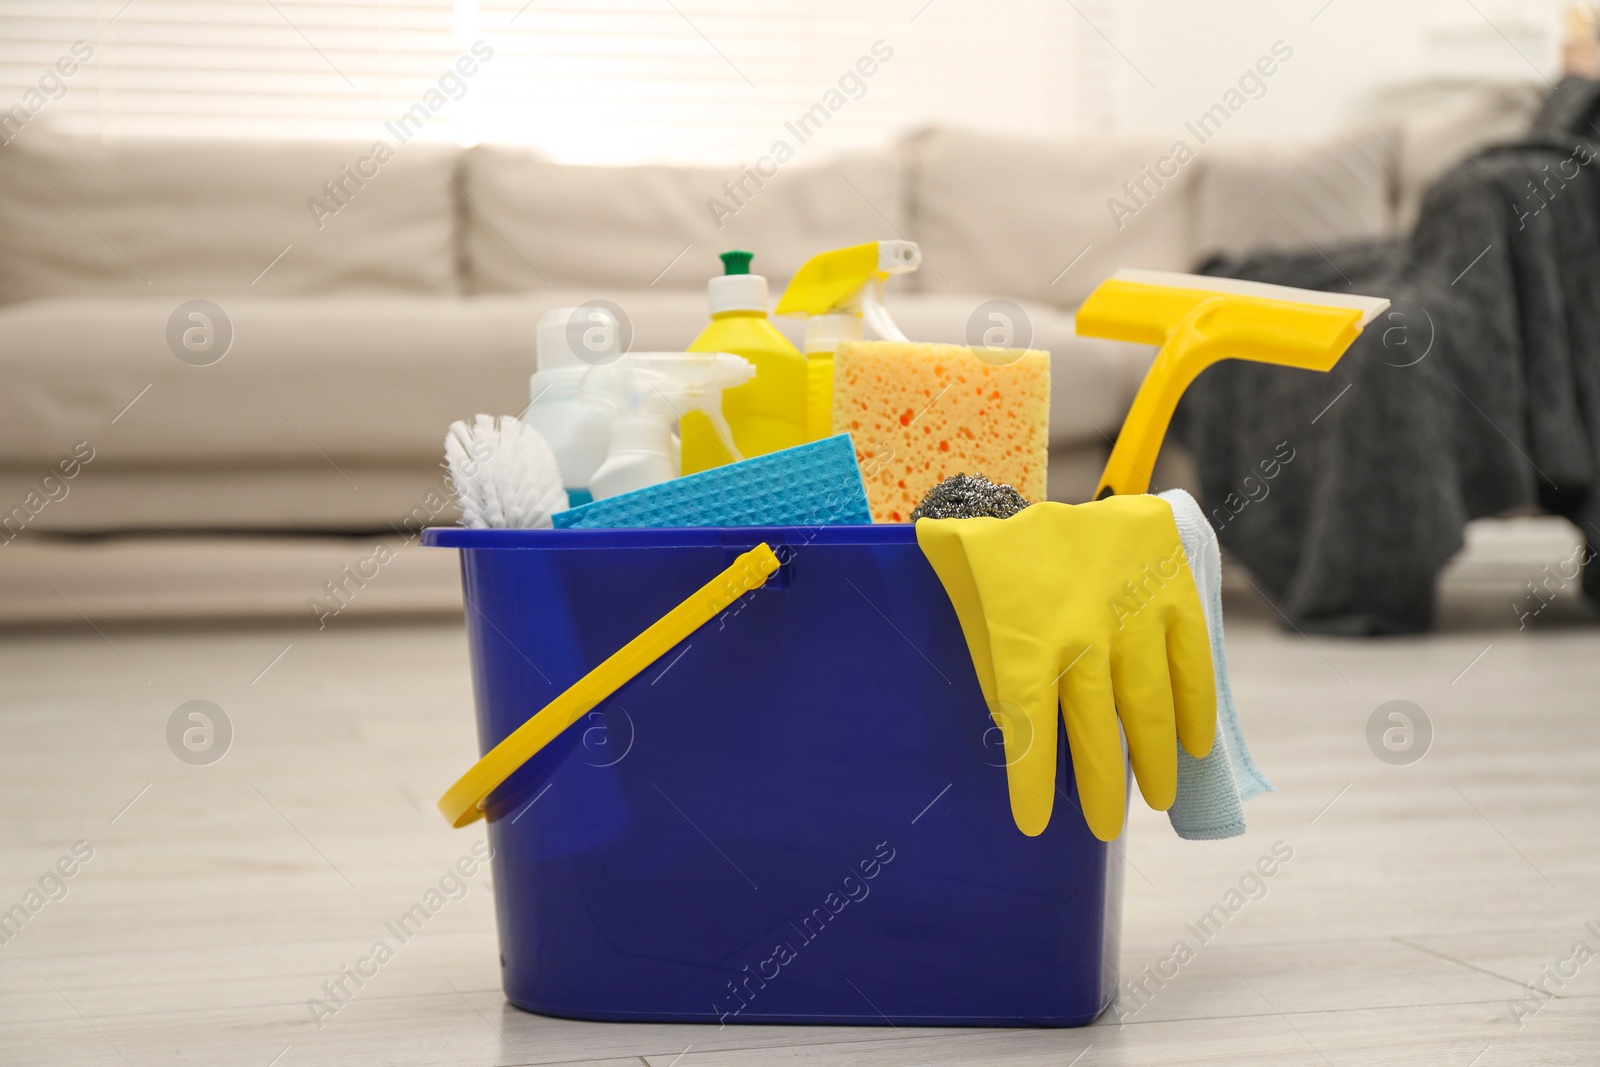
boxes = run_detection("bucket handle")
[437,542,781,827]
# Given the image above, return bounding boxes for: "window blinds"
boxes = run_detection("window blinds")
[0,0,1124,160]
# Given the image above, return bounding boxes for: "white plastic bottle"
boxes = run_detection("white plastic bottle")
[524,307,619,506]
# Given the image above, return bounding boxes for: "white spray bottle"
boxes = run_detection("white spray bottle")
[524,306,622,506]
[581,353,755,500]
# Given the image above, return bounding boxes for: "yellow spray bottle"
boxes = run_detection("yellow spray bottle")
[681,251,808,475]
[775,240,922,441]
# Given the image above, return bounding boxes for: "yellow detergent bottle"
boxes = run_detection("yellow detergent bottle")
[681,250,808,474]
[775,240,922,442]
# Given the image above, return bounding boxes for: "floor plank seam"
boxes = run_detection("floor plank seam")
[1391,935,1550,997]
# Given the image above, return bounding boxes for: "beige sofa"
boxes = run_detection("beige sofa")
[0,81,1542,621]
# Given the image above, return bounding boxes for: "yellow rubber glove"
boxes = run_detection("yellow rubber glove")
[916,497,1216,840]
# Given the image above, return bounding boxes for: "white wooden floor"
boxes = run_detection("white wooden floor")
[2,518,1597,1066]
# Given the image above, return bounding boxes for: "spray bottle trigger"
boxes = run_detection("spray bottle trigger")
[860,276,908,343]
[701,402,744,464]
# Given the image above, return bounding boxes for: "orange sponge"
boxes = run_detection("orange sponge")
[833,340,1050,523]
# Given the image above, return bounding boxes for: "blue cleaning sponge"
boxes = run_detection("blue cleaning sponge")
[553,434,873,529]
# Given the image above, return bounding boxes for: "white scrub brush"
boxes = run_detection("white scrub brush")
[444,415,568,529]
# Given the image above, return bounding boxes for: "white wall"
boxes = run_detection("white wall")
[1111,0,1567,140]
[0,0,1578,160]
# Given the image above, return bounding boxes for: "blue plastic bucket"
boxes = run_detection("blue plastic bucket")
[424,523,1121,1026]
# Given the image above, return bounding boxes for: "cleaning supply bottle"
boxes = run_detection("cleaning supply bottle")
[775,240,922,441]
[682,251,808,474]
[524,306,622,506]
[582,352,755,500]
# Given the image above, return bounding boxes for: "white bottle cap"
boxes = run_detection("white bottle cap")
[707,273,769,316]
[802,311,864,355]
[537,306,620,371]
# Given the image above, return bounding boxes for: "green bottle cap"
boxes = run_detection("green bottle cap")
[719,250,754,276]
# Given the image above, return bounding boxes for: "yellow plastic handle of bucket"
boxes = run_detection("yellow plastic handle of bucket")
[438,542,782,828]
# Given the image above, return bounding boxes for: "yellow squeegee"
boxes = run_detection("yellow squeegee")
[1076,269,1390,499]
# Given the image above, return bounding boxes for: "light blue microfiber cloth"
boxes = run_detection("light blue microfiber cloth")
[1159,488,1272,840]
[553,433,872,529]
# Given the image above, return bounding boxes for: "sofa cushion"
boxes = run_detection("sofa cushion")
[1194,127,1396,261]
[0,465,465,535]
[0,289,1148,489]
[462,146,904,293]
[905,126,1195,308]
[0,295,549,468]
[0,133,458,302]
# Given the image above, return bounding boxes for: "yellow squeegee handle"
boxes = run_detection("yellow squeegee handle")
[437,543,781,828]
[1078,281,1367,498]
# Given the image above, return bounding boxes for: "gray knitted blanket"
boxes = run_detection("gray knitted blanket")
[1175,79,1600,634]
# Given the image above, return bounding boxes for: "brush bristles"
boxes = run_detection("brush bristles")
[444,415,567,529]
